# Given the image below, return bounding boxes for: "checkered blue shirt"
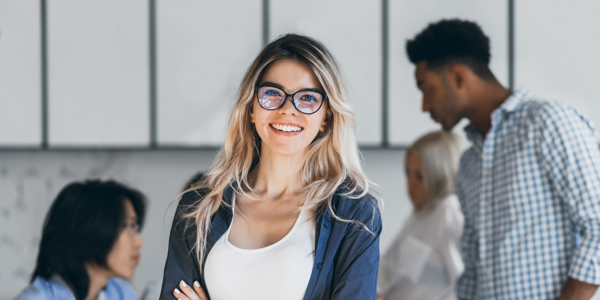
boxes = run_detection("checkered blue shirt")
[455,89,600,299]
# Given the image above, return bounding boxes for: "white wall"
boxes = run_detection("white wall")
[0,148,411,299]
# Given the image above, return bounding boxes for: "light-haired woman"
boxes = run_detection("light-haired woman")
[159,34,381,300]
[377,130,465,300]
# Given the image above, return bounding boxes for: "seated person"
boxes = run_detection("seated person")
[378,130,464,300]
[15,180,146,300]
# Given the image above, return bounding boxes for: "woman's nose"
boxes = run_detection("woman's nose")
[278,95,297,115]
[135,234,144,248]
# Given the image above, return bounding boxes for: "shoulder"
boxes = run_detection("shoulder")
[520,98,594,132]
[439,194,461,211]
[105,278,138,299]
[14,276,73,300]
[14,283,46,300]
[173,188,212,224]
[437,195,464,228]
[177,188,210,213]
[330,187,381,233]
[531,100,597,148]
[176,186,233,215]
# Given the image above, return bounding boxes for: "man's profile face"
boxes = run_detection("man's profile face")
[414,61,465,131]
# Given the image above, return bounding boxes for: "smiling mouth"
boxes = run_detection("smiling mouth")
[270,123,304,132]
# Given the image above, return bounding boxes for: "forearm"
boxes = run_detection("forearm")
[559,278,598,300]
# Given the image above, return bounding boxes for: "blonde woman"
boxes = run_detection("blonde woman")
[159,34,381,300]
[377,131,464,300]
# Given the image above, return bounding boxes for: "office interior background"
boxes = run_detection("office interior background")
[1,0,600,298]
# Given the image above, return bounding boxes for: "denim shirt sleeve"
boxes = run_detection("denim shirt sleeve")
[330,194,382,300]
[159,193,203,300]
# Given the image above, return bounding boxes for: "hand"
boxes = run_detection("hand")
[377,294,384,300]
[173,280,208,300]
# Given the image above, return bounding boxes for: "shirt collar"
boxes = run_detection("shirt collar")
[497,88,530,114]
[463,87,531,143]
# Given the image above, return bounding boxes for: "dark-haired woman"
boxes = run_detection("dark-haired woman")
[15,180,146,300]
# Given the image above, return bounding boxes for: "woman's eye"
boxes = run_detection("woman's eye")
[127,223,139,233]
[265,89,281,96]
[300,94,317,102]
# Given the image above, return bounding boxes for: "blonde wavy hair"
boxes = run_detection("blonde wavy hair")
[405,130,464,208]
[183,34,372,270]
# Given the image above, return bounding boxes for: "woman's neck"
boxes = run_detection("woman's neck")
[251,150,305,200]
[84,264,110,300]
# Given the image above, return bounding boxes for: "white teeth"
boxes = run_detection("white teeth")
[272,124,302,132]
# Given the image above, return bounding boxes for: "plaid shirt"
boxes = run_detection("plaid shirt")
[455,89,600,299]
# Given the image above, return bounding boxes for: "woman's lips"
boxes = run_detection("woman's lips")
[269,123,304,136]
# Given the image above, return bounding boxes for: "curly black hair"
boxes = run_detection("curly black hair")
[406,19,493,79]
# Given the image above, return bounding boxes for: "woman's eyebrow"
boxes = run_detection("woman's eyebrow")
[260,81,322,93]
[260,81,285,90]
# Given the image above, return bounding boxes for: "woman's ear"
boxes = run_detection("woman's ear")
[250,107,255,123]
[320,108,332,132]
[320,120,327,132]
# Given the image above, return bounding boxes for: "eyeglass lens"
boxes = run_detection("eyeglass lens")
[257,86,323,114]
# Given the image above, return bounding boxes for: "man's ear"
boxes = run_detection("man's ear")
[449,65,467,90]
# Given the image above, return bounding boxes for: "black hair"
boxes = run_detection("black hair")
[406,19,493,79]
[31,180,146,300]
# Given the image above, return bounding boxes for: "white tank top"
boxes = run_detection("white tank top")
[204,195,315,300]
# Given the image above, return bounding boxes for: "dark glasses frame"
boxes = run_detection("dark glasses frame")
[254,84,327,115]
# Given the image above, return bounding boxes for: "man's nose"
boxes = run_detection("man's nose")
[421,98,431,112]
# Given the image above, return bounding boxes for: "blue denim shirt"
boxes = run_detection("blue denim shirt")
[15,274,138,300]
[159,185,382,300]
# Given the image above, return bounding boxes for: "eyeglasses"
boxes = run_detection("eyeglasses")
[255,85,326,115]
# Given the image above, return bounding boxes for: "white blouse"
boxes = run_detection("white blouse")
[378,194,464,300]
[204,195,315,300]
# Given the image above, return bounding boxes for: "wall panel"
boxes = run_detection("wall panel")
[0,2,42,146]
[47,1,150,147]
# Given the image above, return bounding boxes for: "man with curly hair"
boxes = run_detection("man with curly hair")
[405,19,600,300]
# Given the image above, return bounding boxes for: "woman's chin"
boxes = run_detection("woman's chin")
[261,142,310,158]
